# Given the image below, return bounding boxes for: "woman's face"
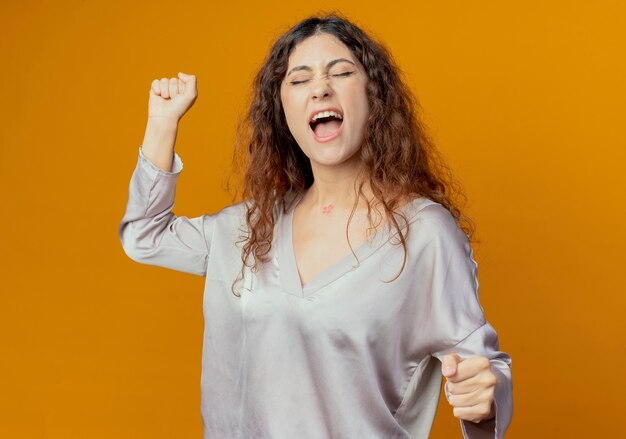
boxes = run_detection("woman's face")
[280,33,369,170]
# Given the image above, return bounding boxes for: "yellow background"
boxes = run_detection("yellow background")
[1,0,624,437]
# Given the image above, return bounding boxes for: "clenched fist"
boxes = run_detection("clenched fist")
[148,72,198,123]
[441,354,497,424]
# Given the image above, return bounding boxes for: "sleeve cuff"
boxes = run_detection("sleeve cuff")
[435,322,513,439]
[138,145,183,175]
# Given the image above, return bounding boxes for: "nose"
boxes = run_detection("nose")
[310,74,332,100]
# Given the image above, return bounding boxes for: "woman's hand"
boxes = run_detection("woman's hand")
[441,354,497,424]
[148,72,198,123]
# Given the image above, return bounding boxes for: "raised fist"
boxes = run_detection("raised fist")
[148,72,198,122]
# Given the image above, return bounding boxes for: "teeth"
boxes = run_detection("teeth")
[311,110,343,122]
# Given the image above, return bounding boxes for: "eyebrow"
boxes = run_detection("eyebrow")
[286,58,356,77]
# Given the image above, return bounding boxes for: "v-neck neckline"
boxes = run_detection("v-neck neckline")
[277,192,433,298]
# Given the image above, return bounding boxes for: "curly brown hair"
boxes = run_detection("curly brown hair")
[228,12,476,297]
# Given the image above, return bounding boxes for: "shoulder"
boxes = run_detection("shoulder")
[414,201,457,228]
[208,200,251,239]
[404,197,456,230]
[405,199,468,247]
[212,194,291,232]
[216,193,291,220]
[216,199,250,218]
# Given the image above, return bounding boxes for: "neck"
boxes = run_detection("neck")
[305,158,372,211]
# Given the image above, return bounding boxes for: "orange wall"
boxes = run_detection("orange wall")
[1,0,624,437]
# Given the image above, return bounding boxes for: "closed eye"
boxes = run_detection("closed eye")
[288,71,355,86]
[333,71,355,77]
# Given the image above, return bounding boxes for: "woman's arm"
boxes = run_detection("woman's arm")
[413,204,513,438]
[118,143,214,276]
[118,73,214,276]
[140,116,179,172]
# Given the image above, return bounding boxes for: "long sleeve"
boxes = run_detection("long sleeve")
[118,145,215,276]
[432,322,513,439]
[416,204,513,438]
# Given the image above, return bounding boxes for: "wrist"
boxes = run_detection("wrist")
[147,115,179,130]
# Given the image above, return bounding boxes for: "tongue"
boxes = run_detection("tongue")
[313,120,342,138]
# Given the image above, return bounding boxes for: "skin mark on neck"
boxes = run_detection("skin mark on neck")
[322,203,335,214]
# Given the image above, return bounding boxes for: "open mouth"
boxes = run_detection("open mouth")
[309,114,343,141]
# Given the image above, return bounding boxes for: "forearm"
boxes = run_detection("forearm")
[140,117,179,172]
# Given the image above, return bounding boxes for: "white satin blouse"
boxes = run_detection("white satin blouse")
[119,146,513,438]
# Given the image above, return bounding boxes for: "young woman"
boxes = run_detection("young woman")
[119,14,513,439]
